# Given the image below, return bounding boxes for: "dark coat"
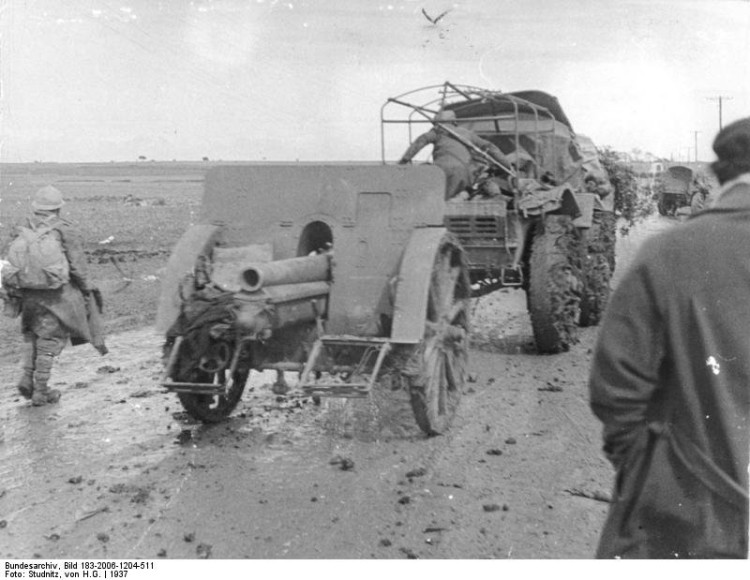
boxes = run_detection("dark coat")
[588,177,750,559]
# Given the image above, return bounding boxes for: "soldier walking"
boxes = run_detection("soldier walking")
[1,186,107,406]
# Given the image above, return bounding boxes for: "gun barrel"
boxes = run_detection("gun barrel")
[240,253,331,292]
[235,281,330,335]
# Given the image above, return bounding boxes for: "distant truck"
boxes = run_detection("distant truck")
[656,165,711,217]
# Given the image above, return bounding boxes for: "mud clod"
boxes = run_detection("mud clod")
[97,365,121,374]
[505,437,517,445]
[483,504,501,512]
[68,476,83,484]
[486,449,503,456]
[405,467,427,479]
[196,543,212,559]
[175,430,193,445]
[183,532,195,543]
[398,496,411,505]
[399,547,418,559]
[329,455,355,471]
[379,538,392,547]
[538,383,563,392]
[96,532,110,543]
[157,549,167,557]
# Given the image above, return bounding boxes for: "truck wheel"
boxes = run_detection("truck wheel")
[579,211,613,327]
[528,215,582,353]
[407,236,471,436]
[168,338,248,423]
[579,254,611,327]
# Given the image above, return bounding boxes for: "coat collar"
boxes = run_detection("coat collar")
[711,173,750,210]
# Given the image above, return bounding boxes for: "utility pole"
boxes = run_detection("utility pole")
[707,95,733,130]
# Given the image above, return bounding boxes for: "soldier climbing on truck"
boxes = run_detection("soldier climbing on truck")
[398,109,512,200]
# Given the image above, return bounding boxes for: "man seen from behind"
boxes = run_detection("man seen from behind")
[588,118,750,558]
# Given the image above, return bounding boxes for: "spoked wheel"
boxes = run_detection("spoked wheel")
[528,215,582,353]
[168,337,249,423]
[406,236,471,436]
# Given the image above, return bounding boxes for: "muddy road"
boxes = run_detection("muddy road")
[0,216,672,560]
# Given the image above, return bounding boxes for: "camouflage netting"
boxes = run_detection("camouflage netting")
[588,211,617,274]
[598,147,654,234]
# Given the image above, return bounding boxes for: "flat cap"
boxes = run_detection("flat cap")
[713,117,750,165]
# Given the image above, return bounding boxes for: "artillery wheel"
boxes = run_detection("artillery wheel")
[406,236,471,436]
[168,339,249,423]
[579,211,614,327]
[528,215,582,353]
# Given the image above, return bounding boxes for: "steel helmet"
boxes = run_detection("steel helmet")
[435,109,457,123]
[32,186,65,211]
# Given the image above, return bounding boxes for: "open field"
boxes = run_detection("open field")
[0,162,209,356]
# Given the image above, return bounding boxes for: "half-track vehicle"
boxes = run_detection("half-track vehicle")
[382,82,616,347]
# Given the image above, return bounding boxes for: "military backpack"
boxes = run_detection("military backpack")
[4,220,70,290]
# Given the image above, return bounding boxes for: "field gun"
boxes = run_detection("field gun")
[157,164,470,435]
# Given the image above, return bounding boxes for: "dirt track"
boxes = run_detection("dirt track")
[0,216,672,560]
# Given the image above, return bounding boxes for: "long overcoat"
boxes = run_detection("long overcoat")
[588,177,750,558]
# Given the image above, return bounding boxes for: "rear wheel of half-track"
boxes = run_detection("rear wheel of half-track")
[528,215,582,353]
[579,253,611,327]
[406,236,471,436]
[579,211,614,327]
[168,339,248,423]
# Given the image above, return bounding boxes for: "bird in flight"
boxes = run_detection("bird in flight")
[422,7,451,25]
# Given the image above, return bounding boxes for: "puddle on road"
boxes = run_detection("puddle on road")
[0,389,177,494]
[2,344,433,512]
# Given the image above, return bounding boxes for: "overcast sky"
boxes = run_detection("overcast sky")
[1,0,748,163]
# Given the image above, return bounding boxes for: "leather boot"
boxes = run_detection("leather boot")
[17,340,36,399]
[16,372,35,399]
[31,351,61,406]
[31,379,61,406]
